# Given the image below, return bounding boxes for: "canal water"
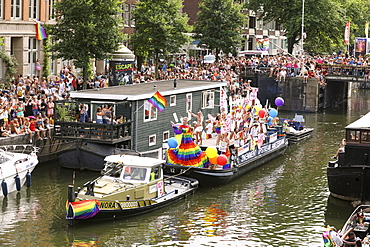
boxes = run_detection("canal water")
[1,89,370,247]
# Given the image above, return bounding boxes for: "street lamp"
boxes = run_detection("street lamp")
[301,0,305,55]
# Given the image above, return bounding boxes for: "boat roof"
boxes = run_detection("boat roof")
[345,112,370,130]
[104,154,164,167]
[69,79,226,101]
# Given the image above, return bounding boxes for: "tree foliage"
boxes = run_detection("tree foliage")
[50,0,124,85]
[0,37,19,83]
[194,0,245,58]
[131,0,191,78]
[246,0,370,55]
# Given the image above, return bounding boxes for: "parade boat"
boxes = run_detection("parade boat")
[66,154,198,226]
[282,114,314,144]
[336,204,370,245]
[0,145,39,197]
[163,118,288,187]
[327,112,370,201]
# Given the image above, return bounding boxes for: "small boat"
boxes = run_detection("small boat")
[163,119,288,187]
[327,112,370,201]
[0,145,39,197]
[282,114,314,144]
[338,204,370,245]
[66,154,198,226]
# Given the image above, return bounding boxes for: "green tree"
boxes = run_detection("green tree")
[131,0,191,79]
[246,0,370,55]
[0,37,18,84]
[194,0,245,59]
[50,0,124,88]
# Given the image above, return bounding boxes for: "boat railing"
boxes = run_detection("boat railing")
[54,121,132,144]
[0,145,39,155]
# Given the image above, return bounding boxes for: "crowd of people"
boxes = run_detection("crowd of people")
[1,53,370,141]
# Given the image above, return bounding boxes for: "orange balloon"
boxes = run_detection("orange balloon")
[209,156,218,165]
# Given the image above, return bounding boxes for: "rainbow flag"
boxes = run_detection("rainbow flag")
[148,91,167,112]
[35,20,47,40]
[66,199,100,219]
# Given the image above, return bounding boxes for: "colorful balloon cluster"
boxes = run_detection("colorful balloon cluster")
[205,147,228,166]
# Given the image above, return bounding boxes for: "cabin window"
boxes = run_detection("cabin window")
[123,167,147,181]
[149,134,156,146]
[163,131,169,142]
[144,101,157,121]
[348,130,360,142]
[361,131,370,143]
[202,91,214,109]
[150,166,161,181]
[170,95,176,106]
[186,93,192,118]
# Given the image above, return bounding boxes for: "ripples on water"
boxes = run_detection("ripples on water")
[0,90,370,247]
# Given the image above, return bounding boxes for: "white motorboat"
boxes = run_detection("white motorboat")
[0,145,39,197]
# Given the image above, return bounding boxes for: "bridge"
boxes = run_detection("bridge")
[240,65,370,112]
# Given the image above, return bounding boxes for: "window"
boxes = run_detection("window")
[163,131,169,142]
[28,38,38,76]
[29,0,39,20]
[186,93,192,119]
[130,5,135,26]
[149,134,156,146]
[248,16,256,29]
[0,0,4,19]
[49,0,55,20]
[11,0,22,19]
[170,95,176,106]
[202,91,214,108]
[123,4,130,26]
[144,101,157,121]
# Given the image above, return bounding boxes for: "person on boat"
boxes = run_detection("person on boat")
[188,110,204,145]
[322,226,343,247]
[332,139,346,160]
[214,114,222,146]
[341,228,358,247]
[167,117,209,168]
[205,119,213,140]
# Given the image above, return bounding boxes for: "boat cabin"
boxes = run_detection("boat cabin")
[341,112,370,166]
[102,155,163,184]
[78,155,166,200]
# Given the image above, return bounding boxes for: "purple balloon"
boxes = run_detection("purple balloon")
[275,97,284,107]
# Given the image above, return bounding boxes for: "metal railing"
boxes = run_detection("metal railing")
[54,121,131,143]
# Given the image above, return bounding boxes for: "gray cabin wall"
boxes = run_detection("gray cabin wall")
[133,90,222,153]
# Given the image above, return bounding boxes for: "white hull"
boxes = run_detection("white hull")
[0,147,39,197]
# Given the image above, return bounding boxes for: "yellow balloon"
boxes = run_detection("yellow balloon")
[175,134,182,144]
[206,147,217,158]
[253,106,261,114]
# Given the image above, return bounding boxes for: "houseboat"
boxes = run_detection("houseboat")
[66,154,198,225]
[327,112,370,201]
[53,79,225,170]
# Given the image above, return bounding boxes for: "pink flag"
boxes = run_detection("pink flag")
[344,22,350,45]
